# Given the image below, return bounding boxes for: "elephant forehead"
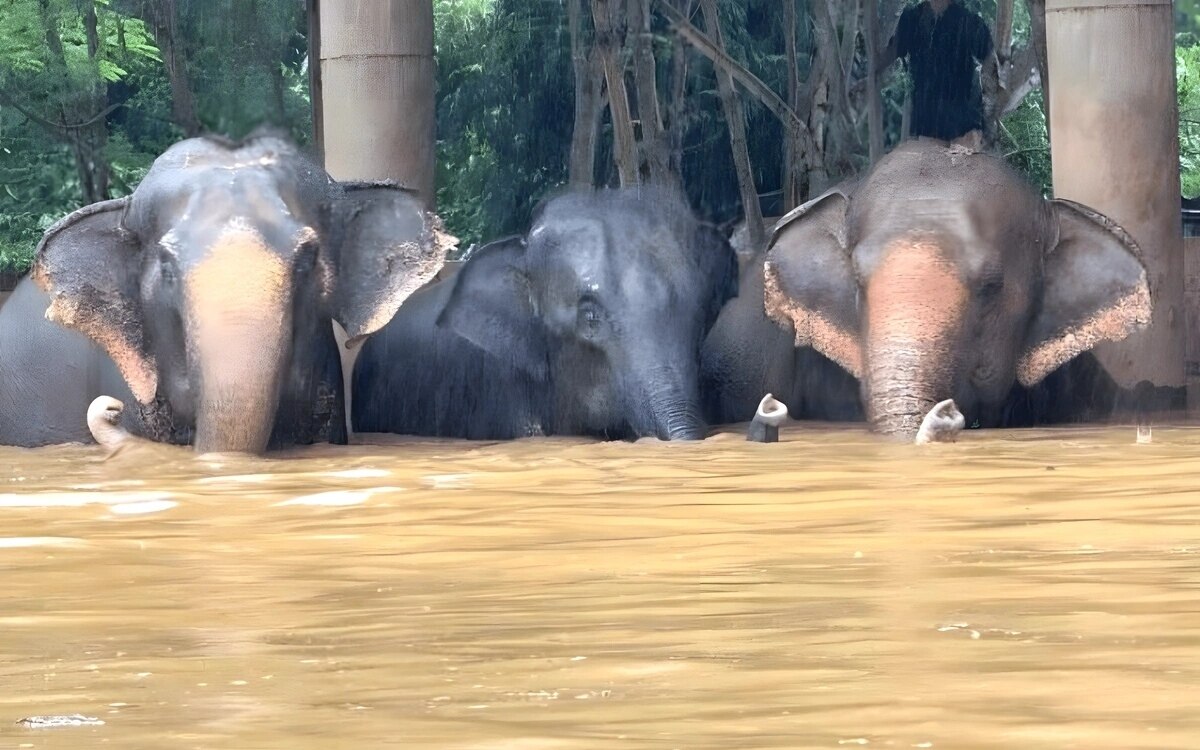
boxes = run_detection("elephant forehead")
[130,159,320,242]
[184,228,289,310]
[865,240,968,330]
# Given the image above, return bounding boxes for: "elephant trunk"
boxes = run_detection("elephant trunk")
[186,233,293,454]
[863,239,967,437]
[632,361,707,441]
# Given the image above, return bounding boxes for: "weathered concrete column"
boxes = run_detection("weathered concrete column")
[318,0,436,207]
[1046,0,1185,403]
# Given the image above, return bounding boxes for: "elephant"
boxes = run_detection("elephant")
[701,247,864,425]
[763,139,1151,437]
[352,187,739,441]
[0,131,449,452]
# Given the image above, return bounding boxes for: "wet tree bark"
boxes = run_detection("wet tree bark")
[864,0,885,165]
[1026,0,1050,134]
[141,0,201,137]
[994,0,1014,61]
[568,0,602,186]
[657,0,814,203]
[699,0,762,248]
[665,0,692,179]
[782,0,802,207]
[627,0,673,183]
[591,0,639,186]
[81,0,110,203]
[307,0,324,161]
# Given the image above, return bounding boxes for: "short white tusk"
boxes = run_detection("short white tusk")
[915,398,966,445]
[755,393,789,427]
[87,395,132,449]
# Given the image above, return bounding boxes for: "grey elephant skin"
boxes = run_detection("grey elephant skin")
[702,250,864,426]
[763,139,1151,437]
[0,132,447,452]
[352,188,738,441]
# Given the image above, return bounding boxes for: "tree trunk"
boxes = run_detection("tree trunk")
[319,0,436,207]
[699,0,763,250]
[782,0,802,208]
[864,0,884,164]
[591,0,639,186]
[809,0,859,181]
[143,0,201,136]
[1026,0,1050,132]
[568,0,602,186]
[627,0,672,183]
[665,0,692,178]
[307,0,324,161]
[82,0,110,203]
[994,0,1014,61]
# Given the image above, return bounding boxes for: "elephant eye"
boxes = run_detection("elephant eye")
[980,276,1004,300]
[577,296,604,334]
[294,240,320,273]
[158,255,178,285]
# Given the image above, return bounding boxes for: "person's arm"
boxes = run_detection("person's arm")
[877,9,912,76]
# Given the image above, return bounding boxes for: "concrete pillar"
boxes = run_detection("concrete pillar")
[1046,0,1185,402]
[318,0,436,207]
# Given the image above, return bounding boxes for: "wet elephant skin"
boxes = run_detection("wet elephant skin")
[0,131,447,452]
[353,187,738,442]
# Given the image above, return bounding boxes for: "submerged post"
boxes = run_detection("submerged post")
[1045,0,1185,412]
[317,0,436,206]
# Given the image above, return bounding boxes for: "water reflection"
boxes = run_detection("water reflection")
[2,425,1199,748]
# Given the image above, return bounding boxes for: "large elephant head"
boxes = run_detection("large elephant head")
[764,140,1150,437]
[438,188,738,440]
[32,133,449,453]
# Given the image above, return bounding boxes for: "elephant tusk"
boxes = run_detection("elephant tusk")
[915,398,966,445]
[87,396,131,449]
[756,393,789,427]
[748,393,790,443]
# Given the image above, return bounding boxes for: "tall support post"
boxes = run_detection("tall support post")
[318,0,436,207]
[1046,0,1185,410]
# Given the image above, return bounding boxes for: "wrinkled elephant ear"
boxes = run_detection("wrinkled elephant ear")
[1017,200,1152,386]
[31,198,158,405]
[762,189,863,378]
[325,182,454,346]
[435,237,548,380]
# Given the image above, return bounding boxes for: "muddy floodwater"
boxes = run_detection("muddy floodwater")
[1,425,1199,749]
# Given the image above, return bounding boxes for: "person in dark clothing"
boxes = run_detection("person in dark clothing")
[880,0,996,145]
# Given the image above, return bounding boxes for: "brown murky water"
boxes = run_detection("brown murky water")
[1,425,1198,749]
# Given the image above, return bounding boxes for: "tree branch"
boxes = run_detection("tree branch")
[656,0,814,153]
[0,88,123,132]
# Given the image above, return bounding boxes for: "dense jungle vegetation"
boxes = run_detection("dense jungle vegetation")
[0,0,1198,275]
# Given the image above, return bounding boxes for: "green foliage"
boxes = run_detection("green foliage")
[0,0,309,276]
[3,2,1200,274]
[0,0,164,273]
[1178,42,1200,198]
[434,0,572,249]
[179,0,311,141]
[997,88,1051,196]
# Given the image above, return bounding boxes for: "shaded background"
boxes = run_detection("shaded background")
[1,0,1197,274]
